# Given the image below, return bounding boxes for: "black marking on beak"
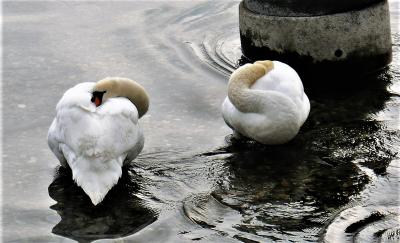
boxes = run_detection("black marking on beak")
[91,91,106,106]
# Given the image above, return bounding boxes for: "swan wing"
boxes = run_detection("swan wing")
[251,61,304,101]
[222,90,301,144]
[301,93,311,124]
[96,97,144,166]
[251,61,310,126]
[221,97,236,130]
[47,119,67,167]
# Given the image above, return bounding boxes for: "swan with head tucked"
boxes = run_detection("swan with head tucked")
[221,60,310,145]
[47,77,149,205]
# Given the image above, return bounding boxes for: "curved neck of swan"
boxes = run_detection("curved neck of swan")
[95,78,149,117]
[227,61,274,113]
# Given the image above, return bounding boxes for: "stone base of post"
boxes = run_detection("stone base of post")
[239,0,392,83]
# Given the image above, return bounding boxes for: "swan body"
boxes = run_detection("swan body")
[222,60,310,145]
[48,77,149,205]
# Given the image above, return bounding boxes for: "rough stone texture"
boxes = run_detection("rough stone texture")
[239,0,392,82]
[244,0,384,17]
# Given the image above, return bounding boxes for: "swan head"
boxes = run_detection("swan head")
[91,90,106,107]
[92,77,149,117]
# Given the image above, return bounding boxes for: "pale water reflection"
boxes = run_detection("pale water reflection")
[3,1,400,242]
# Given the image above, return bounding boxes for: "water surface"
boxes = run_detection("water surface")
[3,1,400,242]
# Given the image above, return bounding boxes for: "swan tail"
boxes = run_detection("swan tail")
[59,144,125,205]
[71,156,124,205]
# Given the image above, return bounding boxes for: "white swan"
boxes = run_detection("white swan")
[47,77,149,205]
[222,60,310,145]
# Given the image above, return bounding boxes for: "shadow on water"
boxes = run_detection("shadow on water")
[48,166,158,243]
[184,68,399,242]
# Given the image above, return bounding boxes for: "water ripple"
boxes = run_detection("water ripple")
[189,30,241,78]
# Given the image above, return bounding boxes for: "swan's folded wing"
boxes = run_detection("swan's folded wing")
[47,119,67,167]
[98,97,139,124]
[301,94,311,124]
[221,97,237,130]
[100,98,144,165]
[124,132,144,165]
[56,98,141,161]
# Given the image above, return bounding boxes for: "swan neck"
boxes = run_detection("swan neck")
[95,78,149,117]
[227,61,273,113]
[119,80,149,118]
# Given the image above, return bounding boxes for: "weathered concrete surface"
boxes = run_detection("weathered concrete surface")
[244,0,383,16]
[240,0,392,82]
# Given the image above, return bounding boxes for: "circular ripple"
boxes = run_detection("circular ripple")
[323,206,400,243]
[322,160,400,243]
[190,30,242,77]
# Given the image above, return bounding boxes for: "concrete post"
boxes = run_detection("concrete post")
[239,0,392,82]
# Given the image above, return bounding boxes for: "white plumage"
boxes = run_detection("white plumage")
[48,79,147,205]
[222,60,310,145]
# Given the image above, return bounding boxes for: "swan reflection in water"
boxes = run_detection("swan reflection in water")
[186,123,397,241]
[189,137,369,242]
[48,166,157,242]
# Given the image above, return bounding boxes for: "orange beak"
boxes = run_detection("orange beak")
[94,97,101,107]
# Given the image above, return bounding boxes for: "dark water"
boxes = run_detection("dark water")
[3,1,400,242]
